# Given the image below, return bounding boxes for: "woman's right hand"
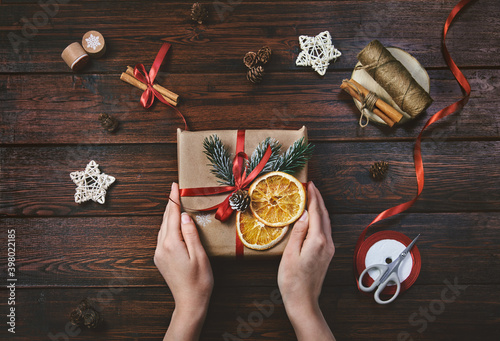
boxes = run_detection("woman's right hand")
[278,181,336,341]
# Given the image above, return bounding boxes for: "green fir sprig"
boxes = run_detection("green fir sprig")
[270,137,314,174]
[203,135,314,184]
[247,137,282,177]
[203,135,235,186]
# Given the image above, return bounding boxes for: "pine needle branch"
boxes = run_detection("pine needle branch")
[270,137,314,174]
[203,135,234,186]
[247,137,282,176]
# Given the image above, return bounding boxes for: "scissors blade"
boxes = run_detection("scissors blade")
[379,234,420,283]
[400,234,420,259]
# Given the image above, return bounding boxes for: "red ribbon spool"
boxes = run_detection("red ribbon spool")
[356,231,421,296]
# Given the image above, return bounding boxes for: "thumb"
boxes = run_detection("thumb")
[284,210,309,255]
[180,213,204,257]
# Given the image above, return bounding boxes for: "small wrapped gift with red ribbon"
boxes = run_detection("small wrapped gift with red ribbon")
[177,127,308,257]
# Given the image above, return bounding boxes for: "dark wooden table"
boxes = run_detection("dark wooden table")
[1,0,499,340]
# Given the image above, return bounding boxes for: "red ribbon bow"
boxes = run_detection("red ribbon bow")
[133,43,189,130]
[180,130,273,222]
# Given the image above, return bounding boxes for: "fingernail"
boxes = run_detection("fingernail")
[167,182,177,197]
[181,213,191,224]
[299,210,308,221]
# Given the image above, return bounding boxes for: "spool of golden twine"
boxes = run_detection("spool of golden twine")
[357,40,433,118]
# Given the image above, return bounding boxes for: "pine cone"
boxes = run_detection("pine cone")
[191,3,208,24]
[369,161,389,181]
[229,190,251,211]
[69,299,92,326]
[82,308,101,329]
[99,113,119,132]
[69,309,84,326]
[247,66,264,84]
[243,51,258,69]
[257,46,272,64]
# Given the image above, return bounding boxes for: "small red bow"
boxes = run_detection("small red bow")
[133,43,189,130]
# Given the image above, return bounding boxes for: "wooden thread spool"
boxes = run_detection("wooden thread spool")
[82,30,106,58]
[61,42,89,71]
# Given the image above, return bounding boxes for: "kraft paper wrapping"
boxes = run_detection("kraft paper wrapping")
[177,126,308,257]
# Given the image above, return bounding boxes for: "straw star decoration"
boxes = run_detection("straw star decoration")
[70,160,115,204]
[295,31,341,76]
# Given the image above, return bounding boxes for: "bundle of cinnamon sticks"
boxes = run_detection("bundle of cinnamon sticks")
[341,79,403,127]
[120,66,179,106]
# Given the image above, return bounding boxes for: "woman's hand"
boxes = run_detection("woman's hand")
[154,182,213,341]
[278,181,336,341]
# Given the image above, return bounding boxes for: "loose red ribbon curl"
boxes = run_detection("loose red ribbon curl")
[133,43,189,130]
[180,130,273,222]
[354,0,473,288]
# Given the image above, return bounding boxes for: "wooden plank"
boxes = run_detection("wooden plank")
[0,69,497,144]
[1,141,500,217]
[1,285,498,340]
[1,1,498,73]
[1,212,498,287]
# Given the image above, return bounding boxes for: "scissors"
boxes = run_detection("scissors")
[359,234,420,304]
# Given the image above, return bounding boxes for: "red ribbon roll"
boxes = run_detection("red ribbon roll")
[356,231,421,295]
[354,0,473,289]
[133,43,189,131]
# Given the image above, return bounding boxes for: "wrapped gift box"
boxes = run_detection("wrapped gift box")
[177,126,308,257]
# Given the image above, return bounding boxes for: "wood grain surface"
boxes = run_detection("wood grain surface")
[0,285,499,340]
[1,0,499,340]
[1,69,498,144]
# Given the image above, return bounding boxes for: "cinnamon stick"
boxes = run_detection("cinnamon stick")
[348,79,403,123]
[120,72,178,107]
[126,66,179,103]
[340,82,394,127]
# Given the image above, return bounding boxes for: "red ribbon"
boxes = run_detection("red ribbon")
[355,0,473,288]
[133,43,189,130]
[180,130,273,222]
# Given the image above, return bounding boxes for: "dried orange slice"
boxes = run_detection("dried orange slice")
[248,171,306,227]
[236,209,289,250]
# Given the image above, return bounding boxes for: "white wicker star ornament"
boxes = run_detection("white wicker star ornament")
[295,31,341,76]
[70,160,115,204]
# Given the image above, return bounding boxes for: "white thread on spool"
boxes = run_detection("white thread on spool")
[71,54,88,69]
[364,239,413,286]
